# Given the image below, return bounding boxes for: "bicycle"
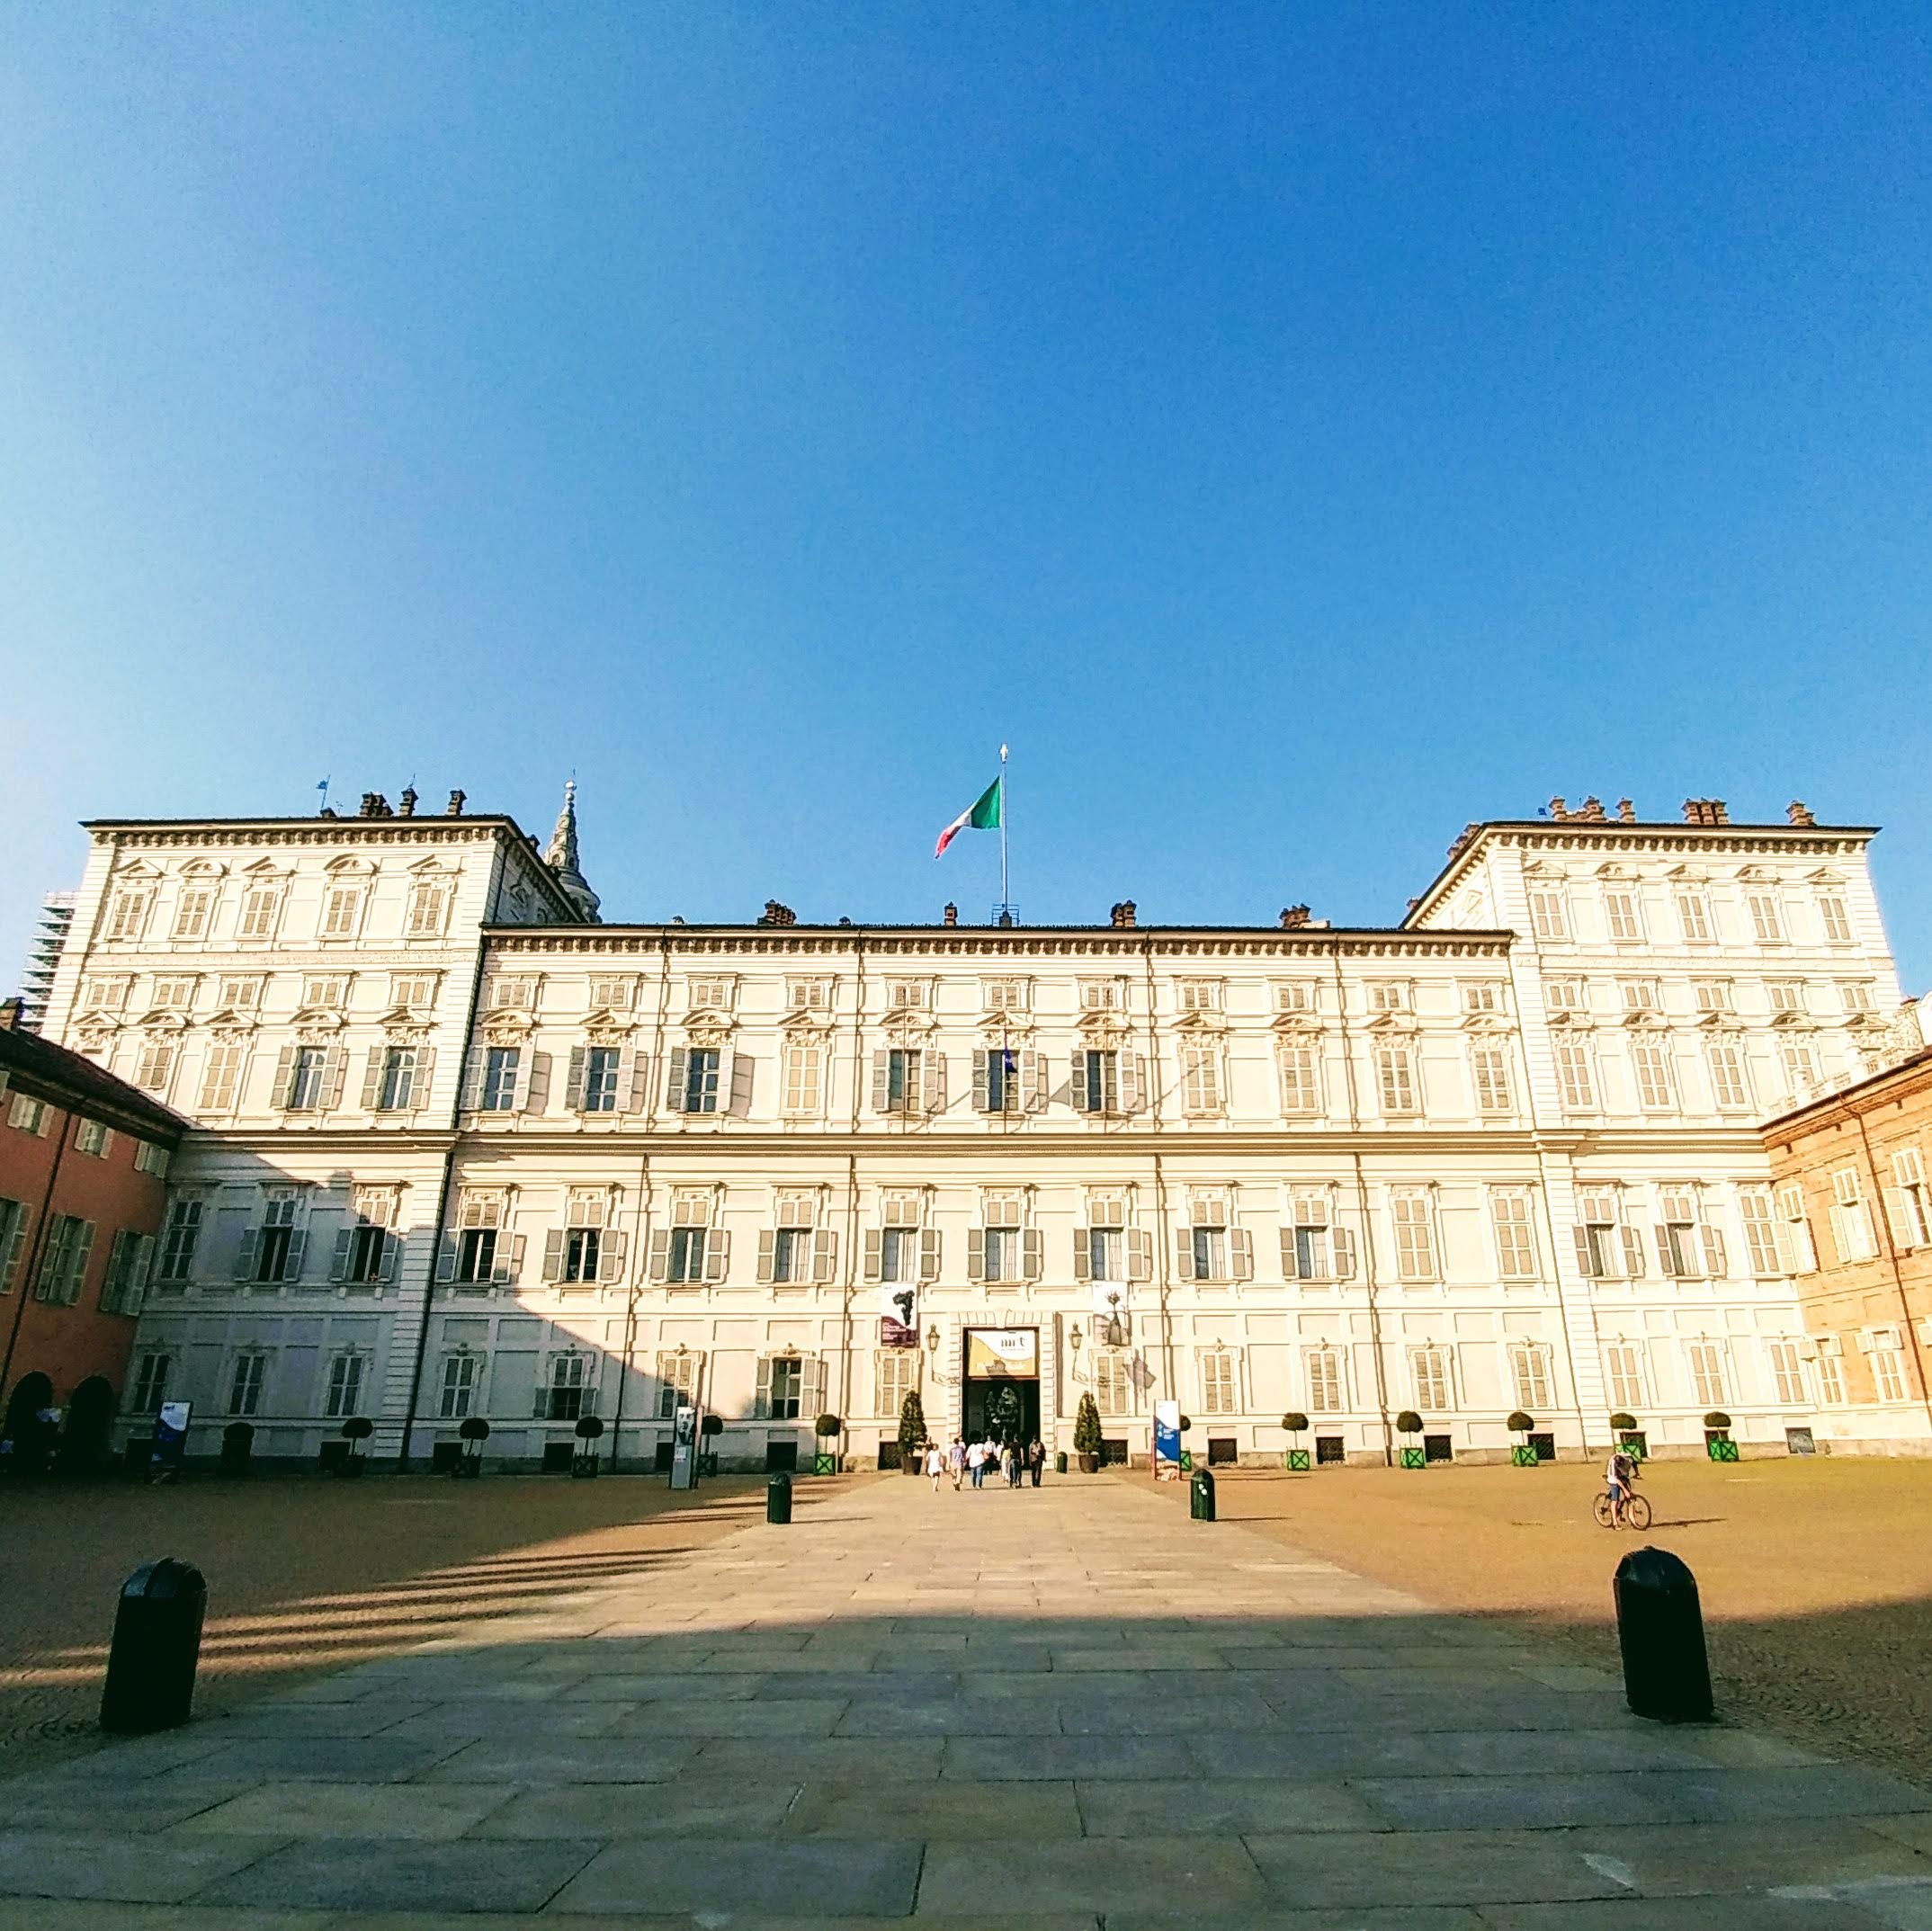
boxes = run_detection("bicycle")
[1593,1486,1650,1530]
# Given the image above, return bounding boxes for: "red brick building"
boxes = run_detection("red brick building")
[0,999,185,1470]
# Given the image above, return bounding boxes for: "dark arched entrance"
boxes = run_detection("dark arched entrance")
[4,1372,56,1474]
[63,1375,117,1473]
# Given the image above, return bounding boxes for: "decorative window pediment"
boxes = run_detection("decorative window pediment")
[325,854,378,877]
[136,1009,190,1033]
[289,1007,347,1033]
[204,1009,258,1033]
[883,1013,936,1044]
[682,1015,736,1050]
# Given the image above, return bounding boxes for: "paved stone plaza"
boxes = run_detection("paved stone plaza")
[4,1472,1932,1928]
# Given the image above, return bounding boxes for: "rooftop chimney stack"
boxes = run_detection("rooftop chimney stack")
[445,790,466,817]
[1787,800,1817,827]
[1548,797,1569,821]
[358,791,391,818]
[1280,905,1310,930]
[398,786,417,818]
[1110,900,1138,929]
[1616,798,1637,823]
[1576,796,1607,823]
[760,899,797,927]
[1682,798,1730,827]
[942,903,959,927]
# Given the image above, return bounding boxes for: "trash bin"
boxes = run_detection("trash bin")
[767,1471,792,1524]
[1614,1546,1713,1722]
[1189,1467,1217,1522]
[1054,1451,1068,1476]
[100,1558,207,1733]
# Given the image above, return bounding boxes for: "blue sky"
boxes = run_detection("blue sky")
[4,5,1929,986]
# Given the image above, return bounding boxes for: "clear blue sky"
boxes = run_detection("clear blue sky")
[4,6,1929,987]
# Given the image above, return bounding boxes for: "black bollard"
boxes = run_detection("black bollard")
[1614,1546,1713,1722]
[1190,1466,1217,1522]
[766,1471,792,1524]
[100,1559,207,1734]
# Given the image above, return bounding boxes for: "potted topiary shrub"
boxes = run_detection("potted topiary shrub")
[1282,1411,1310,1472]
[1073,1391,1103,1472]
[698,1412,723,1477]
[1704,1410,1738,1462]
[1609,1410,1644,1462]
[1395,1410,1427,1470]
[571,1414,604,1479]
[813,1413,842,1476]
[1507,1410,1539,1467]
[338,1416,374,1478]
[456,1416,489,1480]
[896,1390,927,1474]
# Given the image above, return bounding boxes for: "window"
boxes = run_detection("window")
[883,1048,921,1114]
[338,1188,396,1286]
[786,978,831,1013]
[874,1348,917,1419]
[134,1140,171,1177]
[373,1047,419,1113]
[1179,979,1223,1013]
[487,975,536,1010]
[132,1039,177,1096]
[1077,1220,1120,1284]
[1619,979,1661,1015]
[284,1045,333,1112]
[1305,1346,1345,1414]
[656,1350,702,1419]
[1374,1041,1418,1116]
[236,882,282,943]
[1543,979,1586,1017]
[1603,887,1643,943]
[1738,1188,1787,1276]
[1777,1041,1820,1107]
[301,975,350,1011]
[1180,1042,1222,1114]
[1093,1351,1134,1416]
[1891,1149,1932,1248]
[880,1225,919,1284]
[150,976,195,1012]
[1829,1169,1877,1264]
[1686,1341,1726,1408]
[1073,1048,1122,1114]
[782,1037,822,1115]
[1818,893,1853,944]
[1777,1183,1820,1272]
[457,1222,498,1283]
[0,1196,29,1295]
[1746,890,1786,944]
[584,1044,624,1113]
[687,977,735,1012]
[1409,1345,1451,1412]
[1676,890,1713,944]
[983,979,1029,1013]
[541,1354,591,1421]
[1190,1224,1227,1283]
[1656,1189,1723,1279]
[1841,981,1876,1015]
[130,1352,171,1415]
[1766,1341,1806,1406]
[1604,1343,1645,1411]
[679,1046,720,1113]
[1630,1038,1676,1113]
[1694,980,1732,1015]
[1462,982,1504,1015]
[1276,1042,1320,1115]
[558,1191,608,1285]
[228,1353,268,1417]
[771,1222,813,1284]
[760,1354,807,1421]
[81,976,131,1013]
[1367,981,1410,1014]
[391,972,438,1011]
[668,1224,708,1283]
[1527,885,1570,943]
[439,1354,479,1418]
[155,1198,202,1284]
[1705,1040,1751,1113]
[1815,1340,1847,1405]
[1275,982,1318,1015]
[1767,980,1807,1017]
[1869,1339,1910,1404]
[199,1040,247,1113]
[1469,1043,1512,1115]
[1199,1348,1239,1416]
[248,1191,302,1284]
[979,1046,1022,1113]
[405,877,450,938]
[33,1215,94,1304]
[324,1353,366,1418]
[8,1094,49,1136]
[1507,1342,1553,1411]
[172,885,217,941]
[1573,1190,1641,1280]
[1391,1193,1436,1282]
[1079,979,1122,1012]
[1490,1193,1538,1280]
[981,1227,1020,1283]
[479,1046,522,1112]
[319,881,365,940]
[103,885,153,943]
[75,1118,111,1157]
[99,1229,153,1315]
[1285,1194,1344,1283]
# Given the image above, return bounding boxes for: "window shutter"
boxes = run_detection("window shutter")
[704,1229,730,1283]
[1280,1227,1298,1279]
[64,1225,94,1303]
[805,1356,827,1413]
[460,1048,485,1112]
[966,1229,985,1282]
[729,1050,754,1117]
[1571,1225,1597,1278]
[1655,1227,1678,1278]
[1072,1228,1090,1282]
[1175,1229,1195,1281]
[872,1050,890,1113]
[281,1230,305,1283]
[563,1045,587,1111]
[664,1047,687,1113]
[922,1051,946,1116]
[611,1044,636,1112]
[272,1043,296,1107]
[376,1229,399,1283]
[1332,1228,1357,1279]
[413,1047,435,1109]
[514,1050,540,1113]
[234,1229,259,1282]
[753,1356,773,1419]
[1700,1223,1727,1277]
[863,1229,882,1280]
[1620,1225,1646,1278]
[1023,1228,1042,1281]
[360,1047,386,1112]
[919,1228,941,1282]
[320,1044,348,1111]
[1021,1048,1042,1111]
[1069,1053,1089,1113]
[1230,1228,1254,1282]
[330,1229,354,1283]
[1121,1053,1142,1114]
[757,1230,775,1283]
[495,1234,524,1285]
[541,1229,566,1283]
[1127,1228,1152,1282]
[435,1233,459,1283]
[533,1379,550,1419]
[972,1051,990,1113]
[1793,1215,1818,1273]
[813,1229,837,1283]
[598,1229,629,1283]
[648,1229,670,1283]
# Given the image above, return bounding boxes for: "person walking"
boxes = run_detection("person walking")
[947,1437,965,1491]
[1028,1437,1045,1487]
[967,1438,987,1489]
[925,1441,945,1492]
[1006,1439,1024,1488]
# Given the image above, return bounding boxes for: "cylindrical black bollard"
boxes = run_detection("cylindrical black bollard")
[1614,1546,1713,1722]
[100,1559,207,1734]
[1190,1467,1217,1522]
[766,1471,792,1524]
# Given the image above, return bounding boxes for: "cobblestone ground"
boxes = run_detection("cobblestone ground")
[0,1468,774,1777]
[1152,1456,1932,1785]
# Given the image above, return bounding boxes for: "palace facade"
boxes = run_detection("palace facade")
[24,783,1927,1470]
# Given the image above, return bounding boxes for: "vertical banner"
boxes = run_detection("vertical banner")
[1152,1399,1180,1474]
[151,1401,192,1474]
[880,1285,919,1348]
[669,1403,699,1489]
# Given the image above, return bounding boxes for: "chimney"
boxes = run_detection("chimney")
[0,996,21,1031]
[445,789,466,817]
[759,899,797,927]
[1447,823,1480,860]
[943,903,959,927]
[359,792,379,818]
[1279,905,1310,930]
[1576,796,1606,824]
[1616,799,1636,824]
[1407,897,1422,916]
[1110,900,1137,929]
[1683,798,1731,827]
[398,786,418,818]
[1548,796,1569,821]
[1788,800,1817,827]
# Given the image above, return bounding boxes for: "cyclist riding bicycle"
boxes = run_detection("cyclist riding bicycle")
[1604,1445,1638,1525]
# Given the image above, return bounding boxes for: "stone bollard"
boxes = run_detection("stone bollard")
[1190,1466,1217,1522]
[766,1471,792,1524]
[100,1559,207,1733]
[1614,1546,1713,1721]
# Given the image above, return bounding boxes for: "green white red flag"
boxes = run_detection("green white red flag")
[935,776,1002,858]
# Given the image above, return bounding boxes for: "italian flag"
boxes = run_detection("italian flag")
[935,776,1001,858]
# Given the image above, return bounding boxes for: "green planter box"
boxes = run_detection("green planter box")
[1706,1438,1739,1462]
[1178,1451,1193,1472]
[1284,1449,1310,1471]
[1510,1444,1540,1467]
[812,1453,838,1475]
[1399,1446,1426,1469]
[1619,1436,1647,1462]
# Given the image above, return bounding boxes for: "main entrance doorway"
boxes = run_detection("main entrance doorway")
[962,1328,1040,1444]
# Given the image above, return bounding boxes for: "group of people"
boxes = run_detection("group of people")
[921,1435,1045,1490]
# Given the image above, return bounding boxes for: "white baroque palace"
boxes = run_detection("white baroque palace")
[35,786,1909,1469]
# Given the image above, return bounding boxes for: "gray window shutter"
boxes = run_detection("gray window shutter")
[704,1229,730,1283]
[1176,1229,1195,1282]
[361,1047,386,1112]
[1700,1223,1727,1277]
[1121,1053,1143,1114]
[541,1229,566,1283]
[919,1228,941,1282]
[1620,1225,1646,1278]
[234,1229,259,1282]
[272,1043,297,1107]
[460,1048,485,1112]
[966,1228,985,1282]
[625,1050,650,1113]
[813,1229,837,1283]
[330,1229,354,1283]
[320,1043,348,1110]
[494,1234,525,1285]
[756,1230,775,1283]
[1332,1227,1356,1279]
[376,1229,399,1283]
[648,1229,670,1283]
[1230,1229,1254,1282]
[729,1050,754,1117]
[1072,1228,1090,1282]
[413,1047,435,1110]
[566,1046,588,1111]
[1069,1053,1089,1113]
[1023,1228,1042,1281]
[613,1044,637,1111]
[872,1050,890,1113]
[1021,1048,1043,1112]
[281,1230,306,1283]
[598,1229,629,1283]
[1571,1225,1597,1278]
[972,1051,990,1113]
[863,1229,882,1280]
[512,1048,538,1113]
[754,1356,772,1420]
[922,1051,946,1116]
[435,1233,459,1283]
[1128,1229,1152,1283]
[664,1047,688,1113]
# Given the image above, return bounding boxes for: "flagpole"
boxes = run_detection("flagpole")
[998,743,1010,925]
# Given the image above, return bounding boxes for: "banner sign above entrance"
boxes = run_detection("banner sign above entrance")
[966,1329,1037,1378]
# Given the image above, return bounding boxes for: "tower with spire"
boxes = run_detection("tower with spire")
[544,780,601,921]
